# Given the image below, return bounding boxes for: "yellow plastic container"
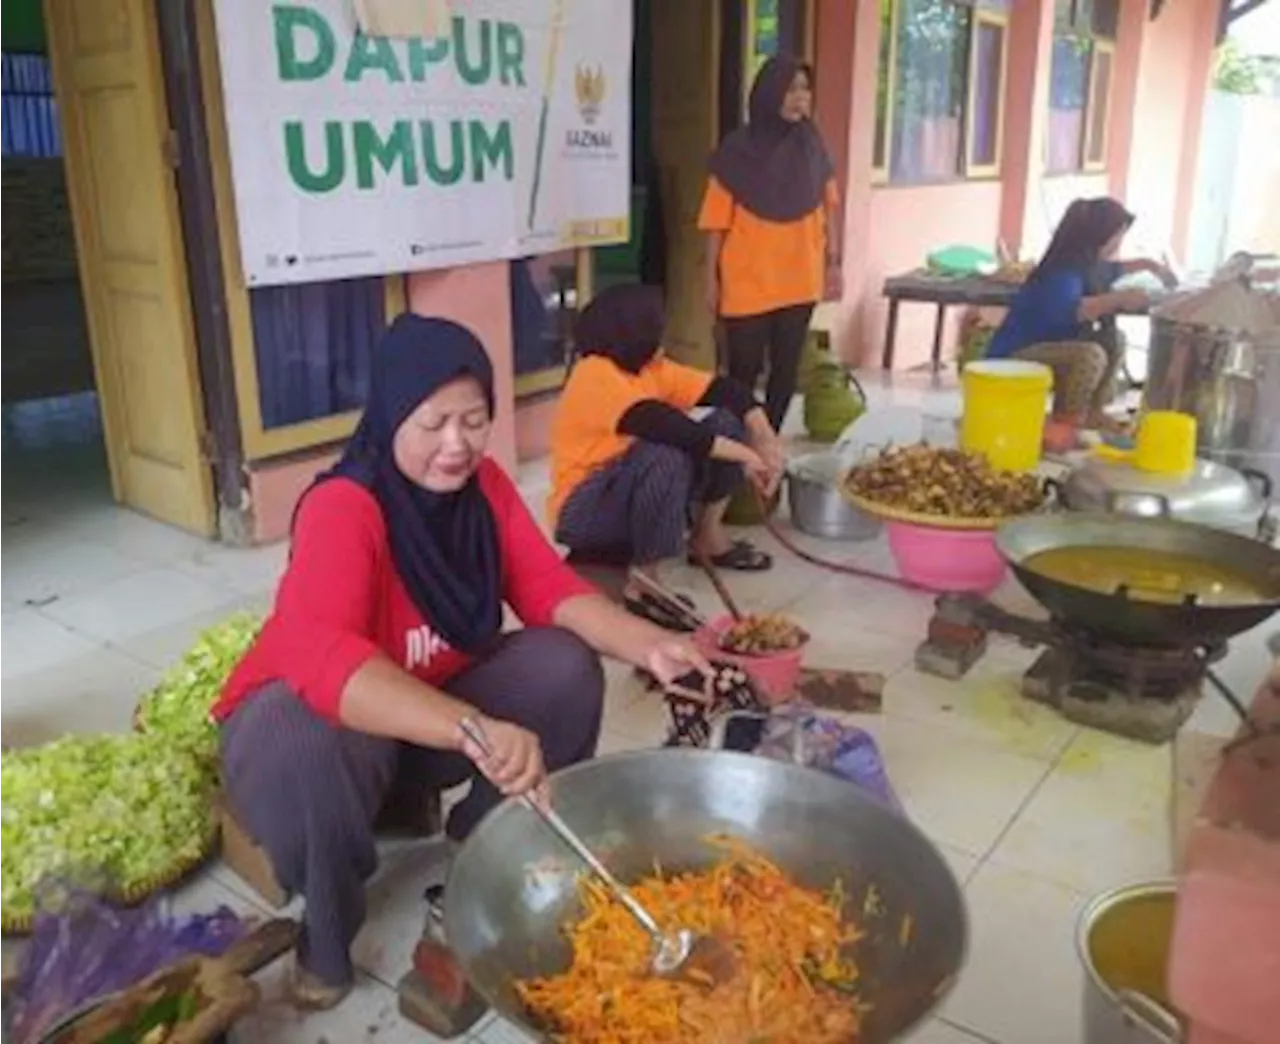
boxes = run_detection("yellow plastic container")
[1134,410,1197,475]
[960,360,1054,472]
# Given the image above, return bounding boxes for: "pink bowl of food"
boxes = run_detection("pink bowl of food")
[693,614,808,705]
[885,520,1007,594]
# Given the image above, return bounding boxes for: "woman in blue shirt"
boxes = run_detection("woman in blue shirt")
[987,198,1176,424]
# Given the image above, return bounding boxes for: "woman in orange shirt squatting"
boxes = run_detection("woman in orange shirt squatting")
[214,315,708,1007]
[700,54,841,432]
[549,284,785,611]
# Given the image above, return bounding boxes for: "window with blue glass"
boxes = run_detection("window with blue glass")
[2,53,61,158]
[249,278,385,430]
[511,252,579,379]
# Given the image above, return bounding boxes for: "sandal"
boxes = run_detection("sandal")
[290,965,353,1011]
[688,541,773,572]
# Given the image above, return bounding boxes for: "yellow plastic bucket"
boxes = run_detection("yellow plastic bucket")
[960,360,1053,472]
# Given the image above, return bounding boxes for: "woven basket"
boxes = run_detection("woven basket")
[1,817,221,937]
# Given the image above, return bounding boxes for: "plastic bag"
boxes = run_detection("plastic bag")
[8,881,246,1044]
[751,703,903,813]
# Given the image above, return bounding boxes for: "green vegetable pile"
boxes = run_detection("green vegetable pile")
[134,613,262,765]
[1,733,219,925]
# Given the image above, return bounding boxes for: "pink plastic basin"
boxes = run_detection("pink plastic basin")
[885,520,1007,594]
[693,614,806,705]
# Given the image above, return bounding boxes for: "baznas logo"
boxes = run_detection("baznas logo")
[575,64,605,125]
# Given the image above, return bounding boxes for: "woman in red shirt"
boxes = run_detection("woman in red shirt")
[214,314,706,1008]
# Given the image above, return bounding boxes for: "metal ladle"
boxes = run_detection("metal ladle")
[458,718,735,986]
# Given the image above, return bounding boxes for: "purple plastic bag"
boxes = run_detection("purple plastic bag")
[753,703,904,812]
[9,881,246,1044]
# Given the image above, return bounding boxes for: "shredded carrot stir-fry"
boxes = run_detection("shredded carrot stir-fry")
[516,837,866,1043]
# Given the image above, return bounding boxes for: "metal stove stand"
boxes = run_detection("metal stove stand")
[916,593,1252,745]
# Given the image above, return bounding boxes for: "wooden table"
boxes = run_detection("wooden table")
[880,271,1019,371]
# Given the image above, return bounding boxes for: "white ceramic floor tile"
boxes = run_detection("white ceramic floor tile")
[50,505,213,566]
[0,608,100,677]
[115,594,272,672]
[788,600,917,678]
[471,1013,535,1043]
[37,567,239,645]
[937,843,983,888]
[883,663,1080,764]
[851,713,1052,859]
[660,526,837,617]
[173,540,289,598]
[1190,618,1273,737]
[168,866,273,921]
[228,967,447,1044]
[991,729,1173,895]
[2,536,147,608]
[782,568,937,643]
[941,860,1088,1044]
[904,1018,998,1043]
[0,646,161,747]
[352,838,454,988]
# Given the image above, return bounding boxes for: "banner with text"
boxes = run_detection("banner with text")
[212,0,633,286]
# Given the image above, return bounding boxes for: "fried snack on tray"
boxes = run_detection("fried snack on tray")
[517,838,865,1044]
[720,614,809,655]
[846,444,1043,521]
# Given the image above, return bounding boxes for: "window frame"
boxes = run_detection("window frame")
[873,0,1010,187]
[513,248,593,400]
[964,9,1010,179]
[1046,0,1117,175]
[1081,37,1114,172]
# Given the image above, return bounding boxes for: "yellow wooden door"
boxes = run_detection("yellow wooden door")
[650,0,719,371]
[44,0,216,535]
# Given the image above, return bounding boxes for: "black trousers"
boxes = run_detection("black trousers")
[722,302,816,432]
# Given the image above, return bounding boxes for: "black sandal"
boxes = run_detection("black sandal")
[688,541,773,572]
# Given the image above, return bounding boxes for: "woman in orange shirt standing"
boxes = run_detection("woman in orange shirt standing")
[700,55,841,432]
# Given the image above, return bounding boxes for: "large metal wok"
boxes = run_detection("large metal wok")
[997,514,1280,647]
[442,749,966,1043]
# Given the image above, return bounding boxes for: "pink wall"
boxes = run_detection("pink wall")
[1126,0,1218,259]
[247,261,518,544]
[852,182,1004,369]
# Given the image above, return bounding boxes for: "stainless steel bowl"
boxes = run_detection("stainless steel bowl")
[442,749,967,1043]
[787,452,882,541]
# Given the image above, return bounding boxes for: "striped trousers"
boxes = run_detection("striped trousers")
[556,408,746,565]
[218,627,604,987]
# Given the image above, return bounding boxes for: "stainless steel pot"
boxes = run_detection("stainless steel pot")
[1058,456,1274,539]
[1144,311,1280,488]
[1078,881,1182,1044]
[786,452,881,541]
[442,749,967,1043]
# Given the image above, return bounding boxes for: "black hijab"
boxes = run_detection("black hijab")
[575,283,667,374]
[707,55,834,223]
[309,313,502,652]
[1033,197,1136,290]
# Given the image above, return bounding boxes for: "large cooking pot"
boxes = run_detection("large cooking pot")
[1144,298,1280,488]
[996,514,1280,646]
[442,749,967,1043]
[787,451,881,541]
[1057,456,1273,539]
[1077,882,1182,1044]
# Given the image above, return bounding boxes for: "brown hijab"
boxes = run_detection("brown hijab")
[707,55,833,223]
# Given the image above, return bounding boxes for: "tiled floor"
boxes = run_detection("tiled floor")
[2,379,1268,1042]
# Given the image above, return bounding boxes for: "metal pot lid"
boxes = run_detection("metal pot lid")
[1060,456,1268,528]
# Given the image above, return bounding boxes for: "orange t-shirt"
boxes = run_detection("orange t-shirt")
[697,175,839,319]
[547,353,714,526]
